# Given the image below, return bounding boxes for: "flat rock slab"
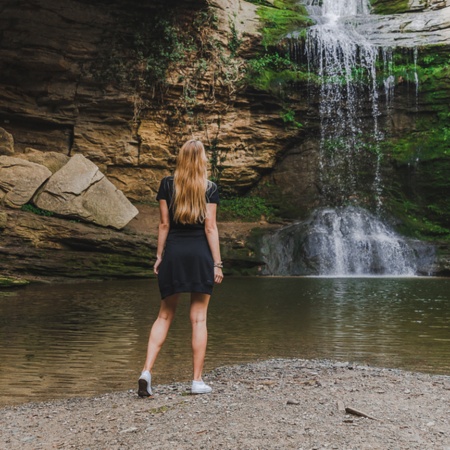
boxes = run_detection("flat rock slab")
[35,153,138,229]
[0,156,52,208]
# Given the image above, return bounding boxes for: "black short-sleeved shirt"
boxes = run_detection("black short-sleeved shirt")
[156,176,219,230]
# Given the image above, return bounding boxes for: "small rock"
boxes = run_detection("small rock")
[287,399,300,405]
[120,427,138,433]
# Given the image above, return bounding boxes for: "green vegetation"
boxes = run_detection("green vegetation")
[376,44,450,240]
[387,193,450,241]
[280,107,303,129]
[370,0,410,14]
[92,11,188,95]
[246,52,312,92]
[21,204,54,217]
[253,0,312,48]
[228,16,243,56]
[0,277,30,288]
[219,196,275,221]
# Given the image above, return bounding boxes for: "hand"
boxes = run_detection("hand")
[154,256,162,275]
[214,267,223,284]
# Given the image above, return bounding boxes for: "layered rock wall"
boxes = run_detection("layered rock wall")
[0,0,296,202]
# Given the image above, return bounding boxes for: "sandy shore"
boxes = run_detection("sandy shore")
[1,359,450,449]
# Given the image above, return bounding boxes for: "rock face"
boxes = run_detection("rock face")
[0,0,291,201]
[0,207,154,282]
[34,154,139,229]
[0,156,52,208]
[0,0,450,279]
[0,128,14,156]
[354,5,450,47]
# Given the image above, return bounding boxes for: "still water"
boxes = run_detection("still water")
[1,277,449,406]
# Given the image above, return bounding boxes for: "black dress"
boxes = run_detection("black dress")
[156,176,220,299]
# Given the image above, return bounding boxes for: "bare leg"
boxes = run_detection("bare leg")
[190,293,211,381]
[142,294,179,373]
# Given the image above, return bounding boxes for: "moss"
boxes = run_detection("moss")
[0,277,30,288]
[384,126,450,164]
[21,204,54,217]
[370,0,410,14]
[255,0,313,48]
[382,156,450,241]
[249,67,312,92]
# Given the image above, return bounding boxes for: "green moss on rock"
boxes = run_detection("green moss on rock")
[255,0,312,48]
[371,0,410,14]
[0,277,30,288]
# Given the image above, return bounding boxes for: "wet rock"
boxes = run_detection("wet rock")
[354,6,450,48]
[0,156,52,208]
[34,154,138,229]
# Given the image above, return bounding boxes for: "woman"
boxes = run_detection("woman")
[138,139,224,397]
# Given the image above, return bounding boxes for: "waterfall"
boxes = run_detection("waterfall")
[303,0,383,205]
[262,207,435,277]
[262,0,433,276]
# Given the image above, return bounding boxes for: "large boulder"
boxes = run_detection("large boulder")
[34,154,139,229]
[17,148,70,173]
[0,156,52,208]
[0,128,14,156]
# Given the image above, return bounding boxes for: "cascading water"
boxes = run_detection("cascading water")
[303,0,383,205]
[262,207,435,276]
[263,0,433,276]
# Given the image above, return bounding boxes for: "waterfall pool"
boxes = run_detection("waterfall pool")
[1,276,449,406]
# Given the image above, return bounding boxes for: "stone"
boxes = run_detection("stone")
[17,148,70,173]
[0,211,7,229]
[0,128,14,156]
[0,156,52,208]
[34,154,139,229]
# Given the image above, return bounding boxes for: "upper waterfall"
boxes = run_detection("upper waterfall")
[261,0,437,277]
[301,0,385,207]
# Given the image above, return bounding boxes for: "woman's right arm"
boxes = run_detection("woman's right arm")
[154,200,170,275]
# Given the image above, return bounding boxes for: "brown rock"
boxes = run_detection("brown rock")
[34,154,139,229]
[16,148,70,173]
[0,156,52,208]
[0,128,14,156]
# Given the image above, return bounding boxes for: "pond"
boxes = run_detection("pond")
[1,277,449,406]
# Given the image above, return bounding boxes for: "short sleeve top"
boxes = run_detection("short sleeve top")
[156,176,219,230]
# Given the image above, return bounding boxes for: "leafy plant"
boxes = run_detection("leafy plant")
[228,17,243,56]
[219,196,275,221]
[280,108,302,129]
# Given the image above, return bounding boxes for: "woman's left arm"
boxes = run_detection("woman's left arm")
[204,203,224,284]
[154,200,170,275]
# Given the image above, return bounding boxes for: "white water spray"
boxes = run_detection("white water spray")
[263,0,429,276]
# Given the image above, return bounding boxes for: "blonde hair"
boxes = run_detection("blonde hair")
[173,139,208,224]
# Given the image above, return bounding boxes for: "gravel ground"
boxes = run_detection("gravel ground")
[1,359,450,450]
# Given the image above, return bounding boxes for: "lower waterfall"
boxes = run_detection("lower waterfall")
[262,207,435,276]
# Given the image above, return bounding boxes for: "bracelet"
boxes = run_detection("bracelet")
[214,262,223,268]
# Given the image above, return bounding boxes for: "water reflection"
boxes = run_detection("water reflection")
[0,277,449,406]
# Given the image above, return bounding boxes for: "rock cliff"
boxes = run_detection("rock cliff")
[0,0,296,202]
[1,0,450,280]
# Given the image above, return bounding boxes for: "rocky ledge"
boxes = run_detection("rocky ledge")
[0,204,271,283]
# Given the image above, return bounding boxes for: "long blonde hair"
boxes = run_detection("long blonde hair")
[173,139,208,224]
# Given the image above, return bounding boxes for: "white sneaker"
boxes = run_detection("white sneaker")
[191,380,212,394]
[138,370,152,397]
